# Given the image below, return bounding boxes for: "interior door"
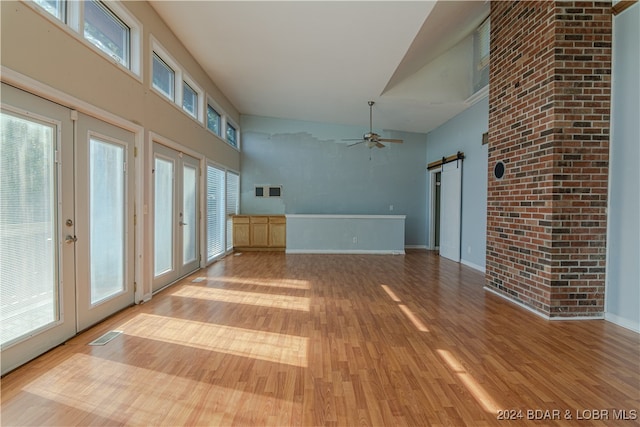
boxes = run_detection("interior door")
[0,84,76,375]
[153,143,200,292]
[75,114,135,331]
[439,160,462,262]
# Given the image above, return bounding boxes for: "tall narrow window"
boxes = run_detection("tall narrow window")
[207,104,221,136]
[225,171,239,252]
[1,111,58,346]
[182,164,197,264]
[473,17,490,93]
[183,81,197,118]
[226,123,237,147]
[152,53,175,101]
[84,0,130,68]
[207,165,225,261]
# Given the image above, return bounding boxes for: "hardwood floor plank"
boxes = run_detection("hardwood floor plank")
[1,251,638,426]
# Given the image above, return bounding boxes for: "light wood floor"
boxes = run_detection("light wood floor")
[2,251,639,426]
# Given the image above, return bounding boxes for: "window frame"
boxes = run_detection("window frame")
[225,117,240,149]
[206,100,222,137]
[28,0,142,78]
[150,37,204,124]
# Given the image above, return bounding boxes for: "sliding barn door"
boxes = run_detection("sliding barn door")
[439,160,462,262]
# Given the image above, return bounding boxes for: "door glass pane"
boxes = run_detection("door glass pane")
[207,165,225,261]
[182,164,197,264]
[89,138,125,304]
[154,157,173,276]
[0,111,58,346]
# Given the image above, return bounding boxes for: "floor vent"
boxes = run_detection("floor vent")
[89,330,123,346]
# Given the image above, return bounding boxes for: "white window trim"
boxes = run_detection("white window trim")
[182,73,204,122]
[26,0,142,80]
[150,36,205,125]
[225,116,241,150]
[206,96,223,137]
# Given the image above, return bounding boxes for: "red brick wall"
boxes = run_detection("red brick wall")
[486,1,611,317]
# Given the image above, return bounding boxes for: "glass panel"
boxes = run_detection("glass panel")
[182,165,197,264]
[0,111,58,346]
[154,157,173,276]
[207,165,225,260]
[225,171,239,251]
[89,138,125,304]
[34,0,66,21]
[207,105,221,135]
[152,53,174,101]
[226,123,237,147]
[84,0,130,68]
[183,82,197,118]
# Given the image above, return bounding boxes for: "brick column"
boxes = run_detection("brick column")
[486,1,611,318]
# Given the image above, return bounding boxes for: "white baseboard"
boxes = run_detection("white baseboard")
[605,313,640,333]
[286,249,405,255]
[405,245,427,250]
[460,259,486,273]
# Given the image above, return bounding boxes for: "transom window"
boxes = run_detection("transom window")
[152,53,175,101]
[29,0,141,77]
[34,0,65,21]
[207,104,221,136]
[226,123,237,147]
[183,81,198,118]
[84,0,130,68]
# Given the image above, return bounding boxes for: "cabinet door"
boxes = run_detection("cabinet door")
[251,217,269,247]
[269,218,286,248]
[233,217,251,247]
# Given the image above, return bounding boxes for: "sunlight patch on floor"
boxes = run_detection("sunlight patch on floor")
[21,353,298,425]
[173,285,310,312]
[123,313,308,367]
[398,304,429,332]
[437,349,500,414]
[206,276,311,290]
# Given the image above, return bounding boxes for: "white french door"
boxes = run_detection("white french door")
[75,113,135,331]
[1,84,76,375]
[153,143,200,292]
[439,160,462,262]
[0,84,136,374]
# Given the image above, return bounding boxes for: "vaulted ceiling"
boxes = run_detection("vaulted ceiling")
[149,1,489,135]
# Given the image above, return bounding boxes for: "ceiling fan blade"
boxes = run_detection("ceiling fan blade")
[342,138,364,141]
[378,138,403,144]
[375,142,385,148]
[348,140,366,147]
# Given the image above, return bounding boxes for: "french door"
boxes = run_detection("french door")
[0,84,135,374]
[75,113,135,331]
[153,143,200,292]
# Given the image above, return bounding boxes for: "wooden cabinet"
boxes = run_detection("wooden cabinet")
[232,215,286,250]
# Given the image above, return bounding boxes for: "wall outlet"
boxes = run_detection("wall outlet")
[389,204,394,211]
[352,237,357,244]
[467,246,471,254]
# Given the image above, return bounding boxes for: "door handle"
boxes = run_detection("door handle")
[179,221,187,226]
[65,235,78,244]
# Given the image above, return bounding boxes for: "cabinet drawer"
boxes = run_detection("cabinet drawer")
[233,216,250,224]
[269,216,286,224]
[250,216,269,224]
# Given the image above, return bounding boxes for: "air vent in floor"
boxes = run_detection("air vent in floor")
[88,330,123,346]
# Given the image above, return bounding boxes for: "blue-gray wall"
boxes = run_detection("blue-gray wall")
[425,97,489,270]
[606,3,640,332]
[240,115,428,246]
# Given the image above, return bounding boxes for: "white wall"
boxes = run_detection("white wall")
[240,115,429,247]
[606,3,640,332]
[425,97,489,271]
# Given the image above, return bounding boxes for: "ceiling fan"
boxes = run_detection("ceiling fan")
[343,101,403,148]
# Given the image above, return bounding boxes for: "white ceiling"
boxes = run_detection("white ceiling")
[149,1,489,135]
